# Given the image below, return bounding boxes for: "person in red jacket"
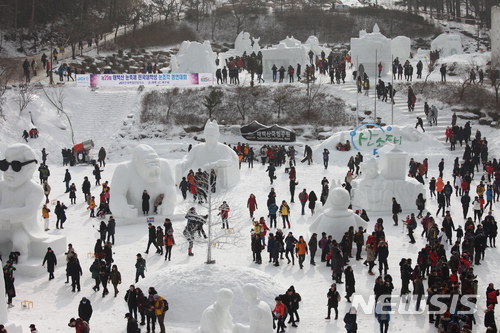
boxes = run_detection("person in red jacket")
[445,127,452,142]
[68,318,89,333]
[298,189,308,215]
[272,297,286,332]
[247,194,257,218]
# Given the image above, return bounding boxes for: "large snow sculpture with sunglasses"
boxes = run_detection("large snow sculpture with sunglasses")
[0,144,66,273]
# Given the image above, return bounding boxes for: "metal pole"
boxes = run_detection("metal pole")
[356,55,359,127]
[374,49,377,123]
[391,54,394,125]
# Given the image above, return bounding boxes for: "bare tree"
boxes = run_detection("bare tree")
[41,85,76,144]
[189,173,246,264]
[420,50,440,94]
[490,54,500,105]
[13,83,35,115]
[457,60,476,101]
[272,86,289,119]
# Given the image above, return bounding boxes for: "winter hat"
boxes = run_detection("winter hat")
[47,247,52,251]
[136,253,142,257]
[68,318,76,326]
[125,312,132,318]
[153,294,160,299]
[29,324,36,328]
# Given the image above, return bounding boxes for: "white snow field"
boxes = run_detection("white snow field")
[1,53,500,333]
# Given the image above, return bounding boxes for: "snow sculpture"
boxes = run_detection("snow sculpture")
[0,260,22,333]
[171,40,217,74]
[391,36,411,63]
[109,144,176,218]
[309,182,368,242]
[198,288,234,333]
[176,120,240,188]
[431,33,462,58]
[0,144,66,266]
[235,32,253,56]
[304,36,332,57]
[351,145,425,212]
[232,284,274,333]
[491,6,500,63]
[251,37,261,52]
[261,43,308,80]
[351,24,392,78]
[279,36,302,48]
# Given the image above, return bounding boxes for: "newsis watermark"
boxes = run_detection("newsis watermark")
[350,294,479,315]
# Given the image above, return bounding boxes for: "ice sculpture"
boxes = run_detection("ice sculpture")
[351,24,392,78]
[260,43,308,80]
[176,120,240,188]
[232,284,274,333]
[431,33,463,58]
[109,144,176,218]
[0,144,66,266]
[235,32,253,56]
[309,182,368,242]
[391,36,411,63]
[199,288,234,333]
[350,145,425,212]
[171,40,217,74]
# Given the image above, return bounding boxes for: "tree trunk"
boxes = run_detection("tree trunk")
[29,0,36,38]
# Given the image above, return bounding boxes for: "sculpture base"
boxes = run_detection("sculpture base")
[3,322,22,333]
[0,235,67,277]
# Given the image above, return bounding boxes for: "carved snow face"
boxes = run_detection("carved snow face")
[133,145,161,184]
[328,187,350,210]
[3,144,37,188]
[204,125,220,145]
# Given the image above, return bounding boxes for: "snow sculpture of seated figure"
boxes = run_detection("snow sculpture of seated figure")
[232,283,273,333]
[110,144,176,218]
[0,144,47,262]
[176,120,240,188]
[198,288,234,333]
[309,182,368,242]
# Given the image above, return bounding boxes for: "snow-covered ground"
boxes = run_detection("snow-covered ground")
[1,48,500,333]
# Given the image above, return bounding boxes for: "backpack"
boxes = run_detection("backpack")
[163,298,169,312]
[79,320,90,333]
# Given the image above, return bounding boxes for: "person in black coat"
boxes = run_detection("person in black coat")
[484,306,496,329]
[179,177,189,200]
[344,266,356,302]
[142,190,150,215]
[377,241,389,276]
[103,242,113,267]
[308,233,318,265]
[125,285,138,320]
[93,164,102,186]
[107,216,116,244]
[343,307,358,333]
[67,256,82,292]
[145,223,159,254]
[78,297,93,323]
[125,312,139,333]
[99,260,110,297]
[99,221,107,243]
[82,176,91,203]
[42,247,57,280]
[308,190,317,215]
[281,286,301,327]
[326,283,340,320]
